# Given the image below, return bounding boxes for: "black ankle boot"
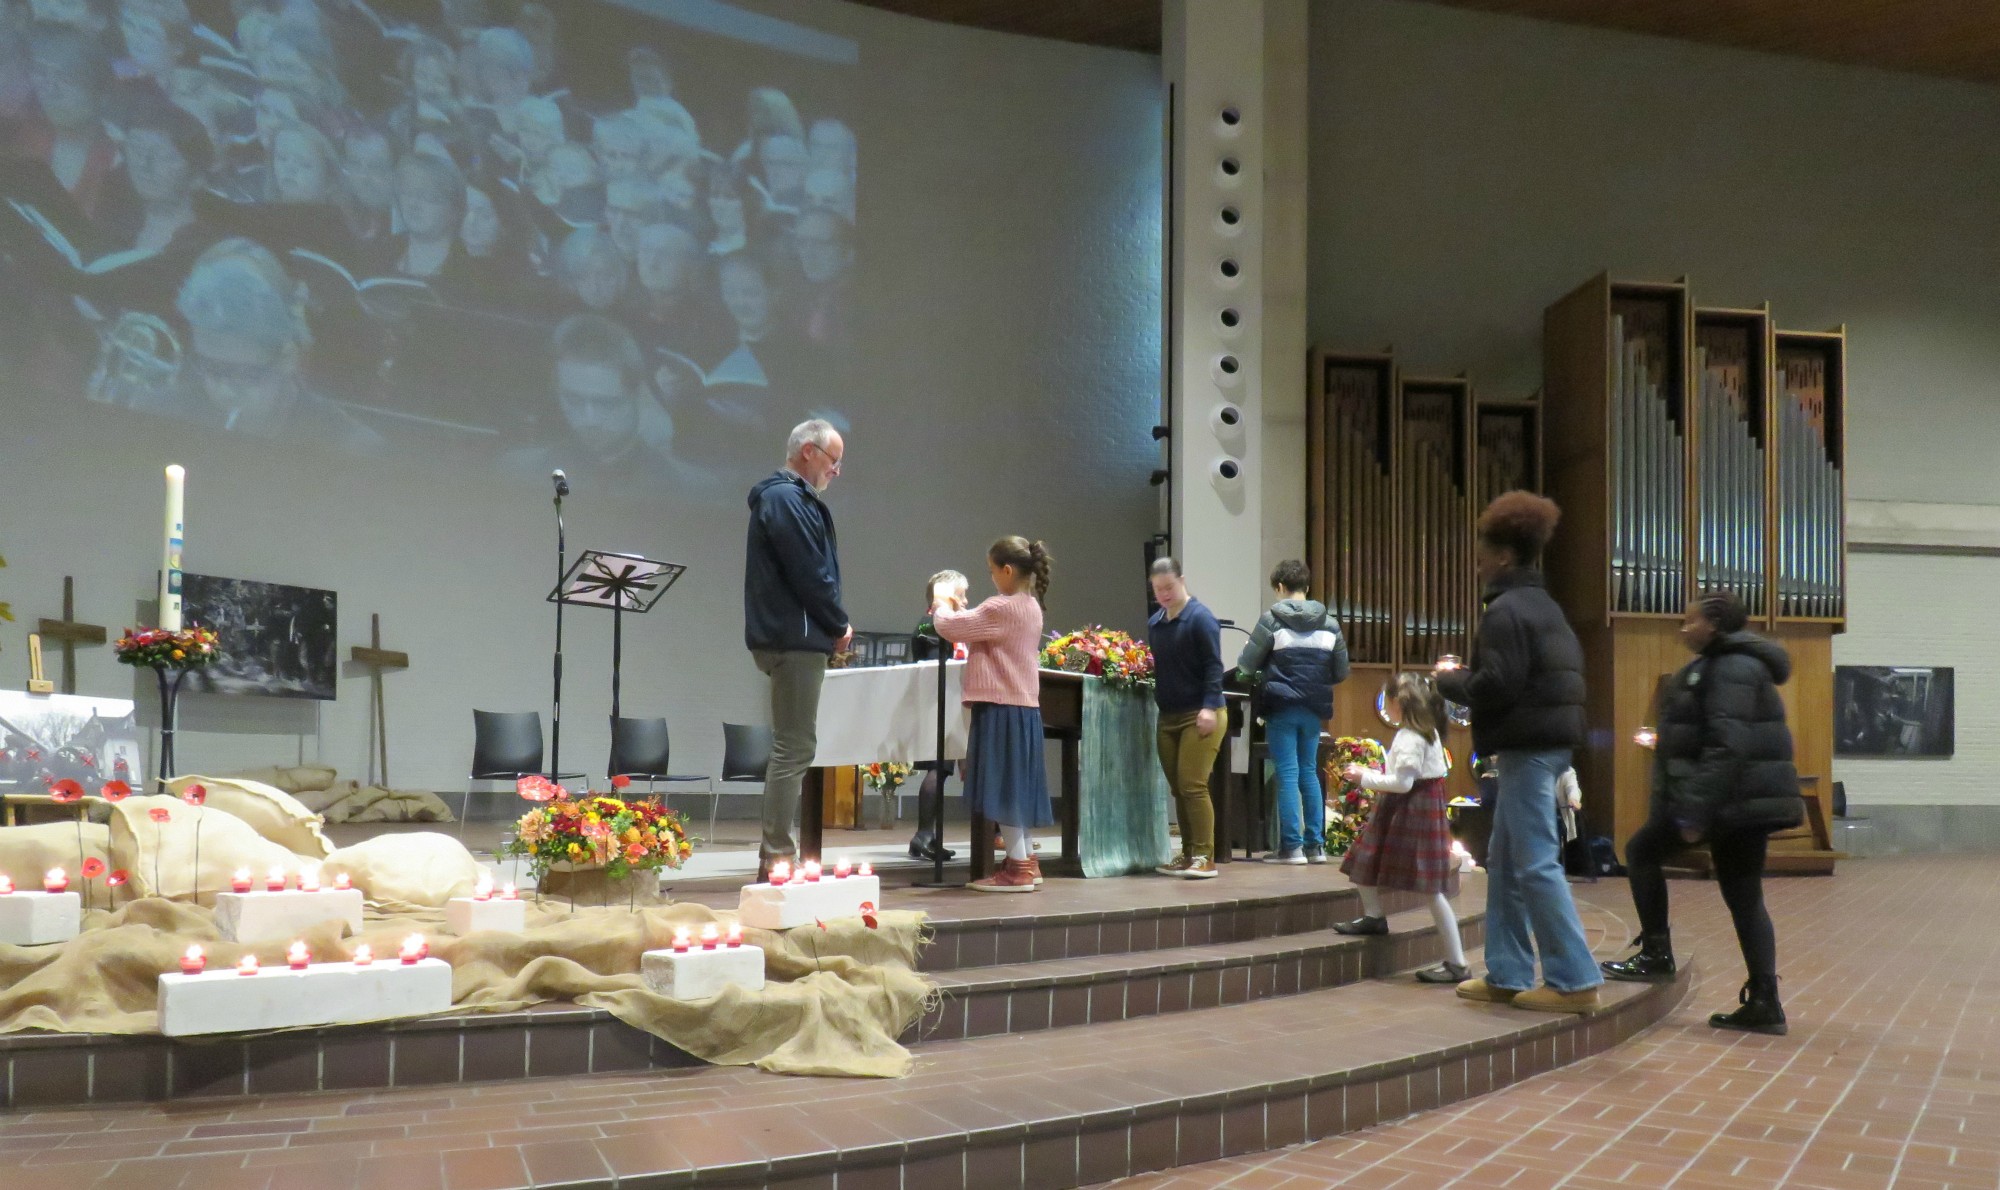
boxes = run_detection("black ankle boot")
[1709,975,1787,1036]
[1600,932,1676,982]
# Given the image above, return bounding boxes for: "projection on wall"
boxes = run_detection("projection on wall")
[0,0,856,499]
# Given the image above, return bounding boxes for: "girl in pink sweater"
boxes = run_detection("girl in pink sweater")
[932,536,1053,893]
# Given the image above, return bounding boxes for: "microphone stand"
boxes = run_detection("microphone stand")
[550,484,566,780]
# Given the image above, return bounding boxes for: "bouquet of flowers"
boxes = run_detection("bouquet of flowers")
[1042,627,1155,691]
[1321,736,1387,856]
[862,762,911,793]
[114,625,220,669]
[502,778,693,884]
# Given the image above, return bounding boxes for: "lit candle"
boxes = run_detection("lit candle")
[43,867,67,893]
[0,873,12,895]
[725,922,743,948]
[333,872,352,891]
[803,861,821,883]
[473,875,494,901]
[500,882,519,901]
[351,944,373,967]
[179,944,206,974]
[231,867,252,893]
[858,862,873,878]
[768,860,790,886]
[1634,726,1658,750]
[287,940,309,970]
[266,865,287,892]
[237,954,259,976]
[699,923,719,950]
[161,464,185,632]
[672,926,691,953]
[834,857,852,879]
[299,868,320,893]
[399,934,426,964]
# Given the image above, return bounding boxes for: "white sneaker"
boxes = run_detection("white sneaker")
[1262,849,1308,865]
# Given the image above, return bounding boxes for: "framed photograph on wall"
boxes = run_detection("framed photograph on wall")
[181,575,338,701]
[1835,666,1954,758]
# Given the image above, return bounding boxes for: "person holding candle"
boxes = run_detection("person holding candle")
[931,536,1054,893]
[1147,557,1227,879]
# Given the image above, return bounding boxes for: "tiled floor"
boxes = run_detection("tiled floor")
[1103,853,2000,1190]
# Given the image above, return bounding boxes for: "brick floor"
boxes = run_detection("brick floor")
[1100,853,2000,1190]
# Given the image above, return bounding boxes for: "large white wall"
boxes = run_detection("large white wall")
[0,2,1164,791]
[1307,0,2000,804]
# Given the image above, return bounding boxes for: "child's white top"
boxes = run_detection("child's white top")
[1359,728,1450,793]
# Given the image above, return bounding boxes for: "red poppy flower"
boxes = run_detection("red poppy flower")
[610,774,631,790]
[148,807,172,823]
[81,858,105,879]
[860,900,879,930]
[515,775,559,803]
[48,779,84,804]
[180,784,206,806]
[106,870,128,887]
[100,780,131,802]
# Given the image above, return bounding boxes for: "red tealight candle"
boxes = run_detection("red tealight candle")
[399,934,426,965]
[500,882,519,900]
[179,944,206,974]
[699,923,720,950]
[287,941,310,970]
[231,868,252,893]
[768,860,790,886]
[351,944,373,967]
[473,876,494,902]
[803,861,822,883]
[833,858,852,879]
[299,869,321,893]
[672,926,691,953]
[858,862,873,878]
[0,873,13,895]
[333,872,352,891]
[725,923,743,949]
[43,867,67,893]
[265,865,287,893]
[237,954,259,976]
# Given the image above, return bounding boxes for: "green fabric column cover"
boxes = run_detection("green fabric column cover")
[1077,677,1174,878]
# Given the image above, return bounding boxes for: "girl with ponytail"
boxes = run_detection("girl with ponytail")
[931,536,1056,891]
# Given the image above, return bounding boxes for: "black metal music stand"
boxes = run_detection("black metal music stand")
[909,624,965,889]
[548,551,683,724]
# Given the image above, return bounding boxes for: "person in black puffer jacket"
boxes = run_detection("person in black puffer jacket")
[1602,589,1801,1037]
[1436,492,1602,1014]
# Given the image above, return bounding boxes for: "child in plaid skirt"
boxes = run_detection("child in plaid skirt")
[1333,672,1468,983]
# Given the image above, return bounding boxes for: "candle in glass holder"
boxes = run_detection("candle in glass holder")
[179,944,206,974]
[333,872,352,891]
[231,868,252,893]
[473,875,494,902]
[399,934,426,964]
[351,944,373,967]
[299,868,321,893]
[0,873,13,895]
[803,860,822,883]
[768,859,790,885]
[699,923,720,950]
[1634,726,1658,750]
[500,882,519,900]
[725,922,743,948]
[858,862,873,878]
[265,865,287,892]
[287,940,310,970]
[237,954,259,976]
[833,857,851,879]
[43,868,66,893]
[672,926,691,953]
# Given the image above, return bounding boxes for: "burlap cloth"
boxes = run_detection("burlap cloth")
[0,898,932,1079]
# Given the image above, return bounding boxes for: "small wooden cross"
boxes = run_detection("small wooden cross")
[37,576,106,696]
[350,613,409,787]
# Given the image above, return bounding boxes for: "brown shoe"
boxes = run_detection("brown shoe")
[1180,856,1219,879]
[1154,856,1192,876]
[970,857,1038,894]
[1456,977,1520,1004]
[1514,986,1601,1014]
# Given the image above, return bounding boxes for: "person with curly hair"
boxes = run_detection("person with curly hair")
[1437,491,1601,1013]
[1600,589,1801,1035]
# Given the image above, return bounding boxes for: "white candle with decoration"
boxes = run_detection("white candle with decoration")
[161,464,185,631]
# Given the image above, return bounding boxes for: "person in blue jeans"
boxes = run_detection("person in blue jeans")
[1436,492,1602,1013]
[1235,559,1350,865]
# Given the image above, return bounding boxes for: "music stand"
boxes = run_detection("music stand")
[548,551,683,723]
[910,624,965,889]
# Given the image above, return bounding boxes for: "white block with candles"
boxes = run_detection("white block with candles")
[212,867,364,943]
[736,858,880,931]
[157,937,451,1037]
[0,870,82,945]
[444,876,526,935]
[641,923,764,1001]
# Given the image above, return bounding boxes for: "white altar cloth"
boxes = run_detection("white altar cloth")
[813,661,970,767]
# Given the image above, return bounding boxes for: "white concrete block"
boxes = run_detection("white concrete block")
[444,896,526,936]
[736,875,881,930]
[157,958,453,1037]
[0,891,81,945]
[213,889,365,943]
[641,944,765,1000]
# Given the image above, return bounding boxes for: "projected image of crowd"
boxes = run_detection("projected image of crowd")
[0,0,857,491]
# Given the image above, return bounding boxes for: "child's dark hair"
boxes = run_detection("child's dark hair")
[1392,672,1448,743]
[992,536,1053,603]
[1269,558,1310,593]
[1692,588,1748,634]
[1476,490,1562,564]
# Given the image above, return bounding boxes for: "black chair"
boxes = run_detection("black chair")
[608,716,718,839]
[714,723,773,837]
[465,710,581,840]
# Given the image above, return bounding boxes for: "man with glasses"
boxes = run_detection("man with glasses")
[744,419,850,879]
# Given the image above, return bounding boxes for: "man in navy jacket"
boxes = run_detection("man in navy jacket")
[744,419,850,873]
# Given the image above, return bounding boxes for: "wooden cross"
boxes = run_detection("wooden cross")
[349,613,409,787]
[36,576,105,695]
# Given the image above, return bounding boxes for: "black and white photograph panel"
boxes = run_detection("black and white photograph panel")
[1834,665,1955,758]
[181,573,338,700]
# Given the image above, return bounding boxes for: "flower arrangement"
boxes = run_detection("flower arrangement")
[861,762,911,793]
[113,625,219,669]
[501,780,693,885]
[1042,627,1155,691]
[1321,736,1387,856]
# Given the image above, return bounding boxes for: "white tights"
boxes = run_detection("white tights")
[1000,823,1032,861]
[1355,885,1466,967]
